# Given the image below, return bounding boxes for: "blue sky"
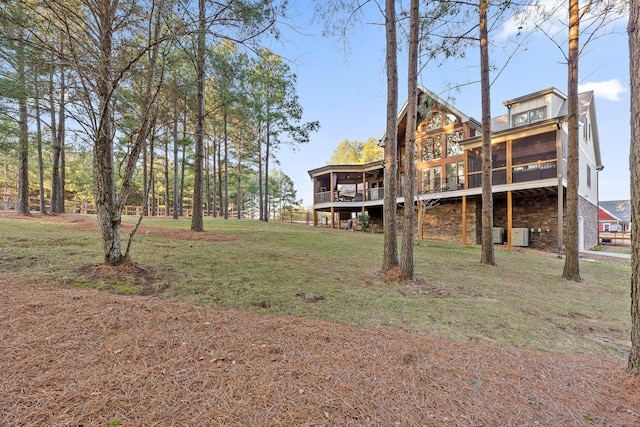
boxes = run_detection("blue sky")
[266,3,630,208]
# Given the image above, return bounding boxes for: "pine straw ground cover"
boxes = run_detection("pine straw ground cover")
[1,213,640,426]
[1,278,640,427]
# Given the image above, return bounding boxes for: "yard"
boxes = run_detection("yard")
[1,213,639,426]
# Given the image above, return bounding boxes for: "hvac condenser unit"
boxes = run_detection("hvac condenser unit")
[492,227,504,244]
[511,228,529,247]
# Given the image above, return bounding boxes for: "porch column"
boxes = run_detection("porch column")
[558,174,563,258]
[313,209,318,227]
[461,196,467,245]
[330,173,334,202]
[362,172,367,201]
[331,206,335,229]
[507,191,512,251]
[419,200,424,240]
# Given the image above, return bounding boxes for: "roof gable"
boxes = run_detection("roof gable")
[599,200,631,222]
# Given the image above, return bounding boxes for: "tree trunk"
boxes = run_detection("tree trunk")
[49,60,61,213]
[562,0,581,281]
[382,0,399,272]
[237,141,242,220]
[172,104,179,219]
[93,3,123,265]
[400,0,418,279]
[164,134,170,216]
[190,0,206,231]
[212,135,217,217]
[628,0,640,374]
[149,125,156,216]
[479,0,496,266]
[258,123,264,220]
[58,76,66,214]
[180,106,187,216]
[224,110,229,219]
[143,132,148,215]
[264,116,271,222]
[217,137,223,217]
[205,142,211,215]
[16,32,29,215]
[34,67,47,214]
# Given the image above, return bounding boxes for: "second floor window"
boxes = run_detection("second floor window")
[426,111,442,131]
[512,106,547,127]
[446,130,464,157]
[421,136,442,162]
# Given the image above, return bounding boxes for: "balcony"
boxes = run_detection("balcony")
[313,188,384,204]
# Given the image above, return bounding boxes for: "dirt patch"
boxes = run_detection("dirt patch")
[75,262,168,296]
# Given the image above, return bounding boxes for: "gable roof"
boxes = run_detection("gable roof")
[380,86,476,147]
[599,200,631,223]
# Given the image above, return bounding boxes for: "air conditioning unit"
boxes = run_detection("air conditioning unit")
[493,227,504,244]
[512,228,529,247]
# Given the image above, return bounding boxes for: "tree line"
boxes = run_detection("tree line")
[0,0,318,263]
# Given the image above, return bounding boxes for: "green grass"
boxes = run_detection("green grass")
[0,215,632,356]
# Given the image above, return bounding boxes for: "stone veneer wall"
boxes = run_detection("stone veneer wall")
[493,192,560,251]
[407,199,478,244]
[396,190,598,251]
[578,196,599,249]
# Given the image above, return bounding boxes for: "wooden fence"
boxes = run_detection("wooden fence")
[0,193,310,225]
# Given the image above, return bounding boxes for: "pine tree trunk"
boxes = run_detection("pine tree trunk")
[258,125,264,221]
[264,118,271,222]
[16,32,29,215]
[49,61,61,213]
[382,0,399,272]
[562,0,581,281]
[164,136,170,216]
[479,0,496,266]
[190,0,206,231]
[400,0,418,279]
[34,68,47,214]
[627,0,640,374]
[172,104,179,219]
[93,4,123,265]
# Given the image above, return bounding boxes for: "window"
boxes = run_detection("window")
[583,118,592,143]
[512,106,547,127]
[604,223,610,231]
[445,113,459,126]
[421,136,442,162]
[425,111,442,131]
[446,130,464,157]
[422,166,442,192]
[587,165,592,189]
[512,132,557,165]
[445,161,465,190]
[513,111,529,127]
[529,107,546,123]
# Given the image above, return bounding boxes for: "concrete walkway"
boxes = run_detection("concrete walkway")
[580,250,631,260]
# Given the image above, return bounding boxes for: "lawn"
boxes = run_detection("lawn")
[1,212,638,426]
[0,213,631,356]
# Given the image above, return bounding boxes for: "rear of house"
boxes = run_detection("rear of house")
[308,86,602,252]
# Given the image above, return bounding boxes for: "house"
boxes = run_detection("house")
[599,200,631,245]
[308,86,602,251]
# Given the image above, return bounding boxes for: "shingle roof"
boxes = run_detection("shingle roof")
[599,200,631,222]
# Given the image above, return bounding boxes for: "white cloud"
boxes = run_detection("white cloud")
[499,0,628,40]
[578,79,627,101]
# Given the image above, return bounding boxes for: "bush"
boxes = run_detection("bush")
[357,214,370,232]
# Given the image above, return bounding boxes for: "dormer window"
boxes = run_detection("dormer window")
[512,106,547,127]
